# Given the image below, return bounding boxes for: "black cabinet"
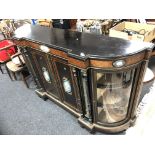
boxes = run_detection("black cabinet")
[13,25,154,133]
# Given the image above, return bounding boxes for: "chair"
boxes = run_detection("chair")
[0,39,16,74]
[6,52,31,88]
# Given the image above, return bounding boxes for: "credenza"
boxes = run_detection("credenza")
[12,25,155,133]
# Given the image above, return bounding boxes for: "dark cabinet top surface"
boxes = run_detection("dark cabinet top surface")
[13,25,154,60]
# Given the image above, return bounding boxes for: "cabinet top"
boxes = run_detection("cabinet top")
[13,24,154,60]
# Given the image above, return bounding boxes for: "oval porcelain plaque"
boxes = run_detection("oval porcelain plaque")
[42,67,51,83]
[113,60,125,68]
[63,77,72,94]
[40,45,50,53]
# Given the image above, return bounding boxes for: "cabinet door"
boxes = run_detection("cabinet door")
[29,48,60,99]
[23,47,45,89]
[94,68,136,124]
[53,58,77,110]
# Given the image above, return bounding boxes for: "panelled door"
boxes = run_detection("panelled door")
[52,57,79,111]
[27,47,60,99]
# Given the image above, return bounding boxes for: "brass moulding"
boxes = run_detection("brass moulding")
[35,89,47,100]
[78,117,95,132]
[93,121,132,133]
[78,116,137,134]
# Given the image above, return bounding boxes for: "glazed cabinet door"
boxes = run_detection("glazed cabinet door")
[21,47,45,89]
[26,47,60,99]
[93,67,138,125]
[52,57,81,111]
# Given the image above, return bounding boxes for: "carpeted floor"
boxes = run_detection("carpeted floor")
[0,69,94,135]
[0,57,155,135]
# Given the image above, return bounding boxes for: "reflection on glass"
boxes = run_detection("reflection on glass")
[96,69,135,123]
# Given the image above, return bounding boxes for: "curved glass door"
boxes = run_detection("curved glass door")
[96,69,135,124]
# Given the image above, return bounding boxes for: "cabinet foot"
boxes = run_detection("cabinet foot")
[42,96,48,101]
[89,130,95,134]
[80,124,84,128]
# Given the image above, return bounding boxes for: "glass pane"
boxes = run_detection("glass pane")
[96,69,135,123]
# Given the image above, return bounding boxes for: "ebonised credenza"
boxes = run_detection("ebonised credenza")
[12,25,155,133]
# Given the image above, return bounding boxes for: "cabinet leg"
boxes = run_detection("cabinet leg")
[88,128,96,134]
[42,96,48,101]
[89,130,95,134]
[38,95,48,101]
[80,124,85,128]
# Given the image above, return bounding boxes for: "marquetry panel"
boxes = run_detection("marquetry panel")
[25,41,40,49]
[13,40,26,47]
[13,39,20,45]
[90,59,112,68]
[68,57,89,69]
[90,52,145,68]
[50,49,68,59]
[125,52,145,65]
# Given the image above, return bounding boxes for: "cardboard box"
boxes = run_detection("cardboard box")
[109,21,155,42]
